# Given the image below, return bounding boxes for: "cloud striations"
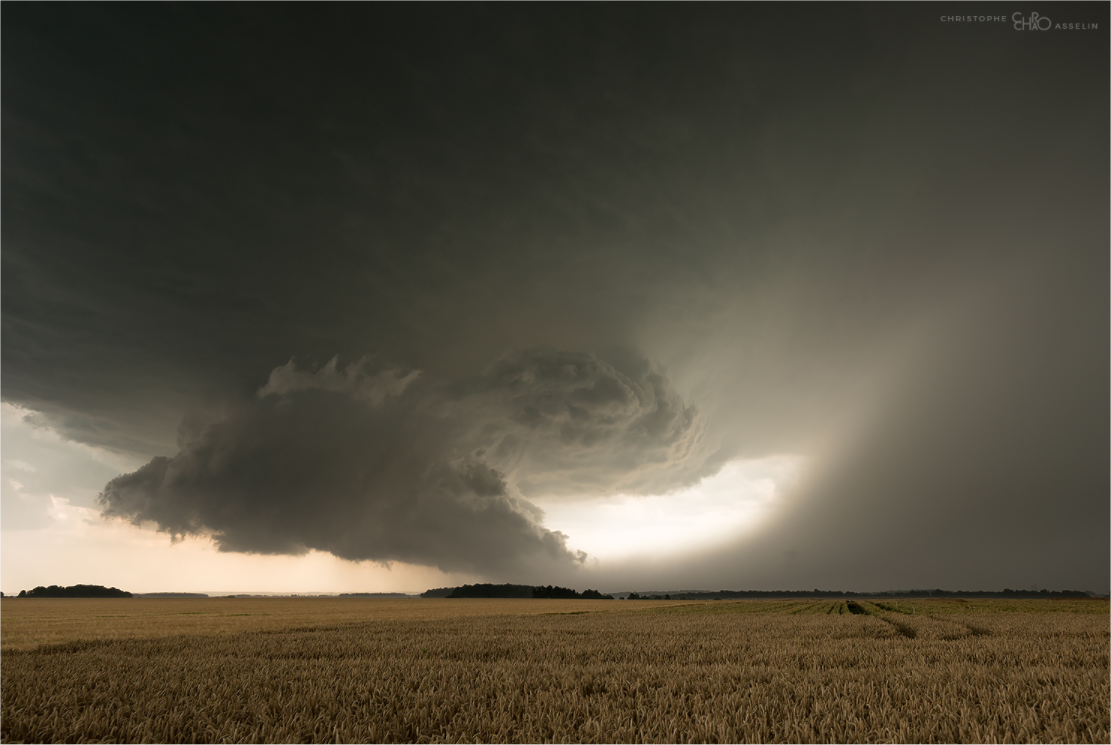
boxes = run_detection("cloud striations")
[99,349,715,574]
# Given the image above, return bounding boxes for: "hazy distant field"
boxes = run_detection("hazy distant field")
[0,597,655,650]
[2,598,1107,743]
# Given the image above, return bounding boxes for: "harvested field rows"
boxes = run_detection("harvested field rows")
[2,599,1107,743]
[0,597,653,651]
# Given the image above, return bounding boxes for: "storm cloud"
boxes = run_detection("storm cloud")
[446,349,717,498]
[99,348,714,573]
[4,4,1107,590]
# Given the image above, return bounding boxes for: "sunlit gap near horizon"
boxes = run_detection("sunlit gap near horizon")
[536,456,805,563]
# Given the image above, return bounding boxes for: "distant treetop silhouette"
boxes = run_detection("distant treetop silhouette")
[17,584,132,598]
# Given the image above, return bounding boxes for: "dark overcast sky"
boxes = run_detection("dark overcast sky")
[3,4,1107,591]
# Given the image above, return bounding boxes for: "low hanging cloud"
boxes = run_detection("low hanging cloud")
[98,348,717,576]
[449,349,718,498]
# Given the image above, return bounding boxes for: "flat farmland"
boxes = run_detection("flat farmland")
[2,598,1107,743]
[0,597,659,651]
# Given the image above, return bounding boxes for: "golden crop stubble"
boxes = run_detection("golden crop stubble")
[0,597,650,651]
[1,601,1107,743]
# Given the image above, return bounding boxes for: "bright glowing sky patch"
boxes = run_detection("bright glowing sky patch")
[536,456,804,561]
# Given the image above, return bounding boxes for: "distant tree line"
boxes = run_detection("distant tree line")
[338,593,411,598]
[16,585,132,598]
[445,583,534,598]
[421,583,613,599]
[532,585,613,599]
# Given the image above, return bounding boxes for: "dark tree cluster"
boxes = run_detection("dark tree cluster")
[424,583,614,599]
[532,585,613,599]
[17,585,132,598]
[578,589,614,600]
[446,584,535,599]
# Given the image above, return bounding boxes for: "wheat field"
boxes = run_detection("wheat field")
[2,597,1107,743]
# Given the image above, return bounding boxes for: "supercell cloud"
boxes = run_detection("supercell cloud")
[100,349,715,574]
[3,4,1107,590]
